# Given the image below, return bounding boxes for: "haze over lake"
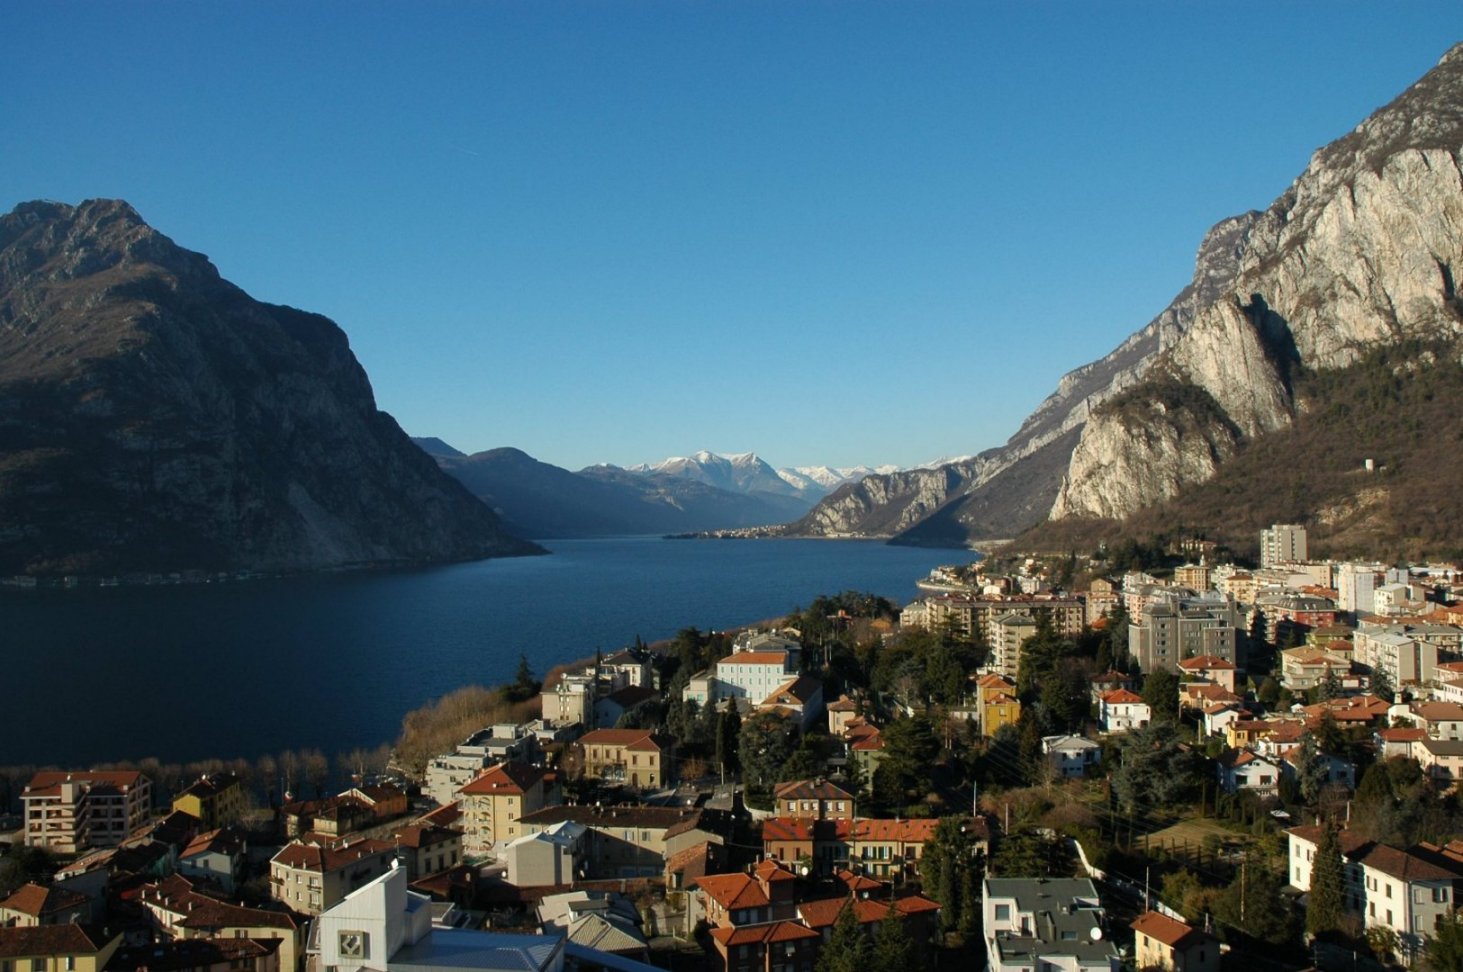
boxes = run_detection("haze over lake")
[1,538,963,767]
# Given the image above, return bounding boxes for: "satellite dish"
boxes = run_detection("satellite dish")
[1089,927,1103,941]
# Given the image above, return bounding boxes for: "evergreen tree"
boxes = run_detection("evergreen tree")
[872,902,914,972]
[1370,666,1394,702]
[1306,825,1345,939]
[1141,667,1180,723]
[715,707,742,777]
[1293,735,1330,806]
[1426,909,1463,972]
[816,900,870,972]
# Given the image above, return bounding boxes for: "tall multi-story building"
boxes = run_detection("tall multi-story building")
[1336,562,1384,616]
[1128,597,1243,672]
[457,762,551,856]
[988,614,1038,679]
[1260,524,1308,567]
[23,771,153,853]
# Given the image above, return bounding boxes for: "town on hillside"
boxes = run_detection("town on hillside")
[4,524,1463,972]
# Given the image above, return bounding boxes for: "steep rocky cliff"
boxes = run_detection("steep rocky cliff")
[790,42,1463,544]
[1053,42,1463,520]
[0,199,540,577]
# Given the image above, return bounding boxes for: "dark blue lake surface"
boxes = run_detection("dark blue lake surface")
[0,538,963,767]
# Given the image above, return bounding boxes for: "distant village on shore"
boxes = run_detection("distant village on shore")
[4,523,1463,972]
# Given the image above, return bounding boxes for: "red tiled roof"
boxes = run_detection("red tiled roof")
[270,837,394,873]
[0,883,87,918]
[1358,844,1462,883]
[721,652,792,666]
[762,675,822,706]
[710,920,820,946]
[458,762,546,796]
[577,728,669,752]
[1178,655,1236,671]
[1100,688,1145,705]
[23,770,146,798]
[390,825,460,849]
[693,873,769,911]
[1131,910,1211,949]
[773,779,854,802]
[0,926,115,958]
[417,802,463,828]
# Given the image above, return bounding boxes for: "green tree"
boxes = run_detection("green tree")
[1214,861,1300,947]
[738,711,796,805]
[503,653,541,702]
[1291,735,1329,806]
[1112,723,1205,814]
[1141,667,1180,723]
[1316,667,1342,702]
[1258,676,1283,707]
[715,707,742,777]
[0,844,53,897]
[1370,666,1394,702]
[1045,657,1094,731]
[1425,909,1463,972]
[1306,825,1345,939]
[920,817,981,935]
[816,900,871,972]
[872,902,914,972]
[872,715,939,812]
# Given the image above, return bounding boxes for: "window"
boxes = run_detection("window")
[995,904,1010,922]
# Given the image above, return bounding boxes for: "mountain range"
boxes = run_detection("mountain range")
[6,43,1460,573]
[784,42,1463,558]
[414,444,897,538]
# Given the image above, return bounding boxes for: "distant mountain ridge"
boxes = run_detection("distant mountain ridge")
[0,199,540,577]
[787,42,1463,552]
[416,442,839,538]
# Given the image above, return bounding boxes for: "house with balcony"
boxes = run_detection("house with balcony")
[1215,749,1280,795]
[268,837,397,916]
[1098,689,1150,734]
[574,729,673,790]
[22,771,152,853]
[456,762,552,857]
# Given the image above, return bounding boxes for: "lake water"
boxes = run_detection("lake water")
[0,537,965,767]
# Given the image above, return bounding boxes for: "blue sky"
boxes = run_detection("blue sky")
[3,3,1455,471]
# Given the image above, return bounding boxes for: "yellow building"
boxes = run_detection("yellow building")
[1131,910,1220,971]
[576,729,673,789]
[0,925,122,972]
[172,773,247,830]
[457,762,551,857]
[974,674,1022,737]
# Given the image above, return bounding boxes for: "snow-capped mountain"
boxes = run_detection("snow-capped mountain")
[623,451,900,504]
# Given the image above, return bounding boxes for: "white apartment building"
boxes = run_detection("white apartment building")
[1260,524,1308,568]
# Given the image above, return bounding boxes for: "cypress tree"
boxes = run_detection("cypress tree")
[872,901,914,972]
[1307,825,1345,939]
[817,900,870,972]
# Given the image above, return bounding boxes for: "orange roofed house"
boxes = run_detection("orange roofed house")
[22,771,152,853]
[457,762,552,856]
[575,728,674,789]
[267,837,396,915]
[1131,910,1220,971]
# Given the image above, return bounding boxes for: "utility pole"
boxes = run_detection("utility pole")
[1240,854,1247,925]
